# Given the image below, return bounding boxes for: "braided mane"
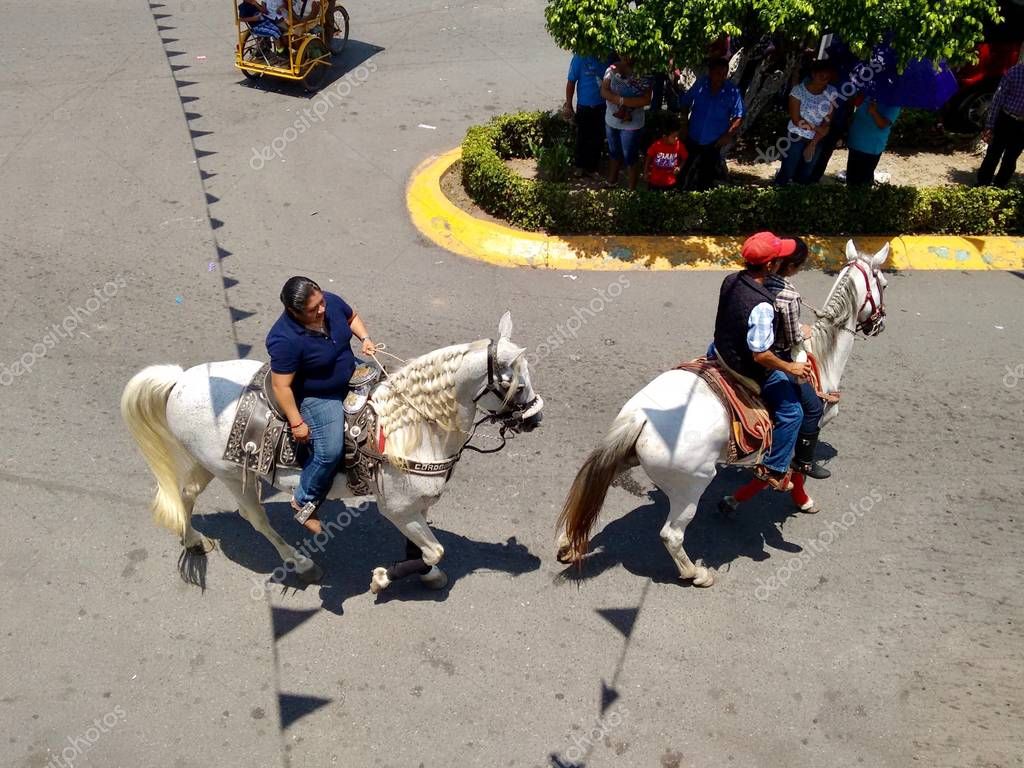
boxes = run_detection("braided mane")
[808,268,858,360]
[373,341,485,458]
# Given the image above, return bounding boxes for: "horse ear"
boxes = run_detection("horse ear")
[498,311,513,340]
[871,242,891,268]
[845,239,859,262]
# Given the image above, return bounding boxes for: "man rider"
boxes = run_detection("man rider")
[711,232,809,491]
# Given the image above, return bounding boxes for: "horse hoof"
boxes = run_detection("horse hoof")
[370,567,390,594]
[689,566,715,588]
[555,546,573,564]
[419,565,448,590]
[297,563,323,584]
[799,499,820,514]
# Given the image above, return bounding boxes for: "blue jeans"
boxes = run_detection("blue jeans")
[775,134,820,185]
[798,381,823,433]
[606,125,642,166]
[294,396,345,506]
[760,370,804,472]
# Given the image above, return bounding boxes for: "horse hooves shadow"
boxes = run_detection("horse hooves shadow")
[556,467,807,585]
[192,501,542,614]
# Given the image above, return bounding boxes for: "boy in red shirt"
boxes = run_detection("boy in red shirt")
[644,122,688,190]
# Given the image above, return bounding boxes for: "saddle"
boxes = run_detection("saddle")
[675,350,836,464]
[222,361,385,497]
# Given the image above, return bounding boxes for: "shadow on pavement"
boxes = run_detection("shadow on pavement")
[237,39,384,96]
[192,498,541,614]
[557,466,812,585]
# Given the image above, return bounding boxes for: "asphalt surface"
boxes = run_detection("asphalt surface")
[2,2,1023,767]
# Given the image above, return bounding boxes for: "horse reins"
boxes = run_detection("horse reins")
[803,258,886,338]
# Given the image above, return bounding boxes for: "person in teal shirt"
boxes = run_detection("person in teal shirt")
[845,99,901,186]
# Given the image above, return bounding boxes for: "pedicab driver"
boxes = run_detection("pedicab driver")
[266,276,376,535]
[710,232,810,491]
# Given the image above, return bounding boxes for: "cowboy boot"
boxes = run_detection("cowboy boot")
[792,431,831,479]
[754,464,794,492]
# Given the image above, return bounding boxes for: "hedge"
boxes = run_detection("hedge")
[460,111,1024,236]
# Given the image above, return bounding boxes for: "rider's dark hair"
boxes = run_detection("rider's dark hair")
[280,276,321,316]
[787,237,809,269]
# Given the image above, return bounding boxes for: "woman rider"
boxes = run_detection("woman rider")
[765,238,831,479]
[266,276,376,535]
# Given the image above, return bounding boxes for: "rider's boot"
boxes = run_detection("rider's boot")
[754,464,794,492]
[792,431,831,479]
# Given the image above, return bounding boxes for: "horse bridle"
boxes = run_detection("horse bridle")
[472,338,540,428]
[847,258,886,337]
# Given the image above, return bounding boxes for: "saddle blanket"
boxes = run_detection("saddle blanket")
[675,357,772,463]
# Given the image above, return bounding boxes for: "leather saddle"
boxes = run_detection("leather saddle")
[222,361,385,496]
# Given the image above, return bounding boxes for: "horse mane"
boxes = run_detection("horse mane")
[808,268,858,360]
[373,340,487,458]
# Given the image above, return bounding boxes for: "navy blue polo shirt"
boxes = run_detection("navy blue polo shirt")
[265,292,356,403]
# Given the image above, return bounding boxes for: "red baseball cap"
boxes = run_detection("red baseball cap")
[741,232,798,265]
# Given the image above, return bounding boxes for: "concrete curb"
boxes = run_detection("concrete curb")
[407,147,1024,271]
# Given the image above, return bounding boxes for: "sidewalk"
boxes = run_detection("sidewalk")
[408,148,1024,271]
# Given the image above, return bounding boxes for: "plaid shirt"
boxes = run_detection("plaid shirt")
[765,274,803,351]
[988,63,1024,129]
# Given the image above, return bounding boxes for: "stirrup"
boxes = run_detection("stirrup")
[290,497,321,524]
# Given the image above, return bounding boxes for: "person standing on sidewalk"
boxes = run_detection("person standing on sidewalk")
[845,98,901,186]
[977,61,1024,188]
[563,53,611,177]
[677,57,745,190]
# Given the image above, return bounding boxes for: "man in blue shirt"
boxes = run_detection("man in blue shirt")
[564,53,611,176]
[678,58,745,190]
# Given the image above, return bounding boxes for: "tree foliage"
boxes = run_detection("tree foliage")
[544,0,1003,71]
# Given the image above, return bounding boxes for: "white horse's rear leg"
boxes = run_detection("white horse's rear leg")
[222,479,323,584]
[181,464,215,553]
[650,473,715,587]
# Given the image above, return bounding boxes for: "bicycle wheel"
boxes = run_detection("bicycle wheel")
[329,4,349,56]
[239,31,267,79]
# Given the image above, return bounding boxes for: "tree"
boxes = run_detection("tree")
[544,0,1003,73]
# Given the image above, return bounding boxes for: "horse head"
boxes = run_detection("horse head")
[468,311,544,432]
[844,239,889,337]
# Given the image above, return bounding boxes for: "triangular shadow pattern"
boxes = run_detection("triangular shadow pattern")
[600,680,620,713]
[271,607,319,641]
[237,343,254,358]
[596,607,639,638]
[278,693,331,729]
[230,307,257,323]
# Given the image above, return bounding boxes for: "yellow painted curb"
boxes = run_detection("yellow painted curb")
[407,147,1024,271]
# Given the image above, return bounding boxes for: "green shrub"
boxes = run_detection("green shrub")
[460,112,1023,236]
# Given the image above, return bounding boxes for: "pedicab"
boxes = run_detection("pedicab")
[234,0,350,92]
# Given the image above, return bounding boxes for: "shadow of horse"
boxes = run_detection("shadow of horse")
[558,467,809,586]
[193,498,540,614]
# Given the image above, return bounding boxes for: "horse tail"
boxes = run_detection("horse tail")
[557,409,646,561]
[120,365,189,538]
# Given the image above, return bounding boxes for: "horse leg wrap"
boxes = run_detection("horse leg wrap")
[734,477,768,503]
[387,558,432,581]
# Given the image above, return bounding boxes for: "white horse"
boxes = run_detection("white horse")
[556,241,890,587]
[121,312,543,592]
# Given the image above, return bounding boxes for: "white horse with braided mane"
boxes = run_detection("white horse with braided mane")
[121,312,543,593]
[556,240,890,586]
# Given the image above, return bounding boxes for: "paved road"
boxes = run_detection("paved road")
[2,1,1023,767]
